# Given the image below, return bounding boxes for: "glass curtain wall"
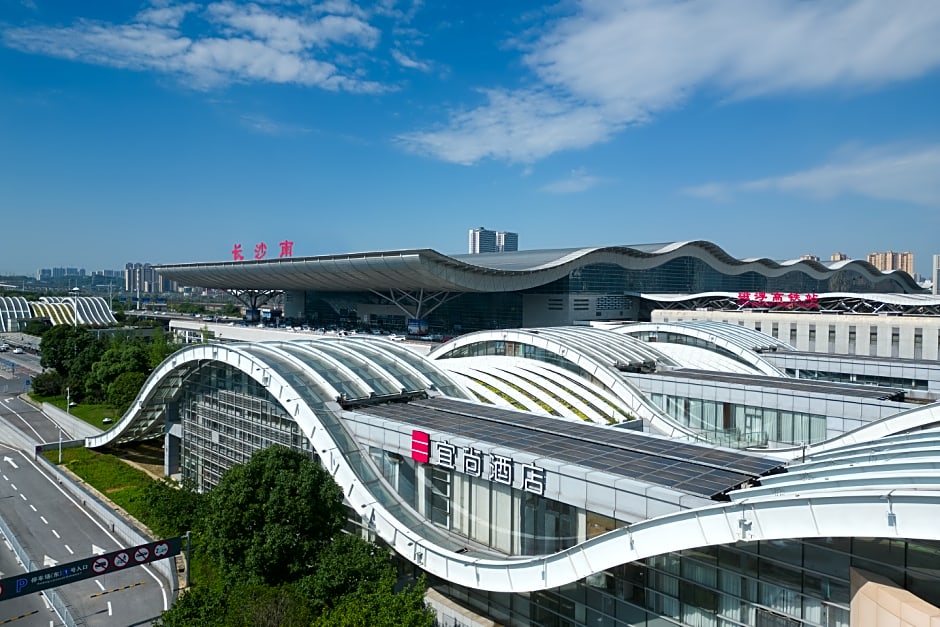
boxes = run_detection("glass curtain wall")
[650,393,827,447]
[432,538,940,627]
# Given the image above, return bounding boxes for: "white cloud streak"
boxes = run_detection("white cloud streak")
[541,167,604,194]
[400,0,940,164]
[2,1,394,92]
[684,144,940,207]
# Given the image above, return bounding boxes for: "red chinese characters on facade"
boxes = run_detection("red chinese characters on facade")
[230,240,295,261]
[736,292,820,309]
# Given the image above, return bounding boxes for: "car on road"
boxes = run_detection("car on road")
[12,348,23,354]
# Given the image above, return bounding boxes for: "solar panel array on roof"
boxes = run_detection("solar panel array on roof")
[656,369,906,400]
[360,396,784,499]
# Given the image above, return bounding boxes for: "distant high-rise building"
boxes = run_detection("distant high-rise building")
[830,252,849,262]
[933,255,940,295]
[866,251,914,276]
[468,227,518,254]
[469,227,497,254]
[496,231,518,253]
[799,254,819,262]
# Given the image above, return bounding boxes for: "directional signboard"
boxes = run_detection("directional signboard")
[0,536,182,603]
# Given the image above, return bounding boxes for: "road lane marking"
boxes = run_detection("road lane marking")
[19,494,26,501]
[40,515,47,524]
[29,504,36,512]
[107,601,112,617]
[64,544,73,555]
[10,483,16,490]
[2,474,7,481]
[95,580,105,591]
[17,450,170,611]
[51,530,59,539]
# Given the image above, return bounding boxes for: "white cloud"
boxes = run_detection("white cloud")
[401,0,940,164]
[391,48,428,71]
[684,144,940,207]
[398,88,616,165]
[2,1,390,92]
[541,167,604,194]
[239,113,312,135]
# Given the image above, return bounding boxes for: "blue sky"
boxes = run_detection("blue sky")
[2,0,939,277]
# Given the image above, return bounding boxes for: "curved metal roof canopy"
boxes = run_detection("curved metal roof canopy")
[154,240,922,293]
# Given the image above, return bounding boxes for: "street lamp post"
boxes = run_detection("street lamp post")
[70,286,80,327]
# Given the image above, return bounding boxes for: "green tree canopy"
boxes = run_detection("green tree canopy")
[106,371,149,414]
[40,325,102,375]
[200,445,346,585]
[312,575,435,627]
[139,479,207,539]
[148,327,181,369]
[86,338,150,401]
[296,533,397,614]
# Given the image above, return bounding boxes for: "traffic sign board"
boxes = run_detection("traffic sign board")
[0,536,181,603]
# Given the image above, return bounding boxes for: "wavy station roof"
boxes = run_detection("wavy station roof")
[154,240,921,293]
[87,336,940,593]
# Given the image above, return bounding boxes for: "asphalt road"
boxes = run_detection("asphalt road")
[0,532,58,626]
[0,443,171,626]
[0,396,64,445]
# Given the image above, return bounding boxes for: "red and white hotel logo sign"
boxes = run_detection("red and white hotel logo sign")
[411,430,430,463]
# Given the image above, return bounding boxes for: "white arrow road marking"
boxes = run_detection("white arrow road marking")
[92,544,105,555]
[43,555,58,567]
[3,456,18,469]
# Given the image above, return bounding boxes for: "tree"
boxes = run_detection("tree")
[311,575,434,627]
[106,371,149,414]
[200,445,346,585]
[139,479,207,538]
[148,327,180,369]
[23,319,51,337]
[86,338,150,401]
[154,583,229,627]
[296,533,398,614]
[40,325,102,376]
[30,369,64,397]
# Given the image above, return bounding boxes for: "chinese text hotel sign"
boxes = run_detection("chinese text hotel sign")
[412,429,547,496]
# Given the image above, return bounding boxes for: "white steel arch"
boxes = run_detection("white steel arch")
[612,321,789,376]
[429,327,700,438]
[85,342,940,593]
[443,356,636,424]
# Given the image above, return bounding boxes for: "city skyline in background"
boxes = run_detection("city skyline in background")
[2,1,939,275]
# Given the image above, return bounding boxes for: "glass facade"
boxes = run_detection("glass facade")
[649,392,828,447]
[524,261,904,296]
[432,538,940,627]
[171,360,940,627]
[178,362,315,491]
[294,258,914,334]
